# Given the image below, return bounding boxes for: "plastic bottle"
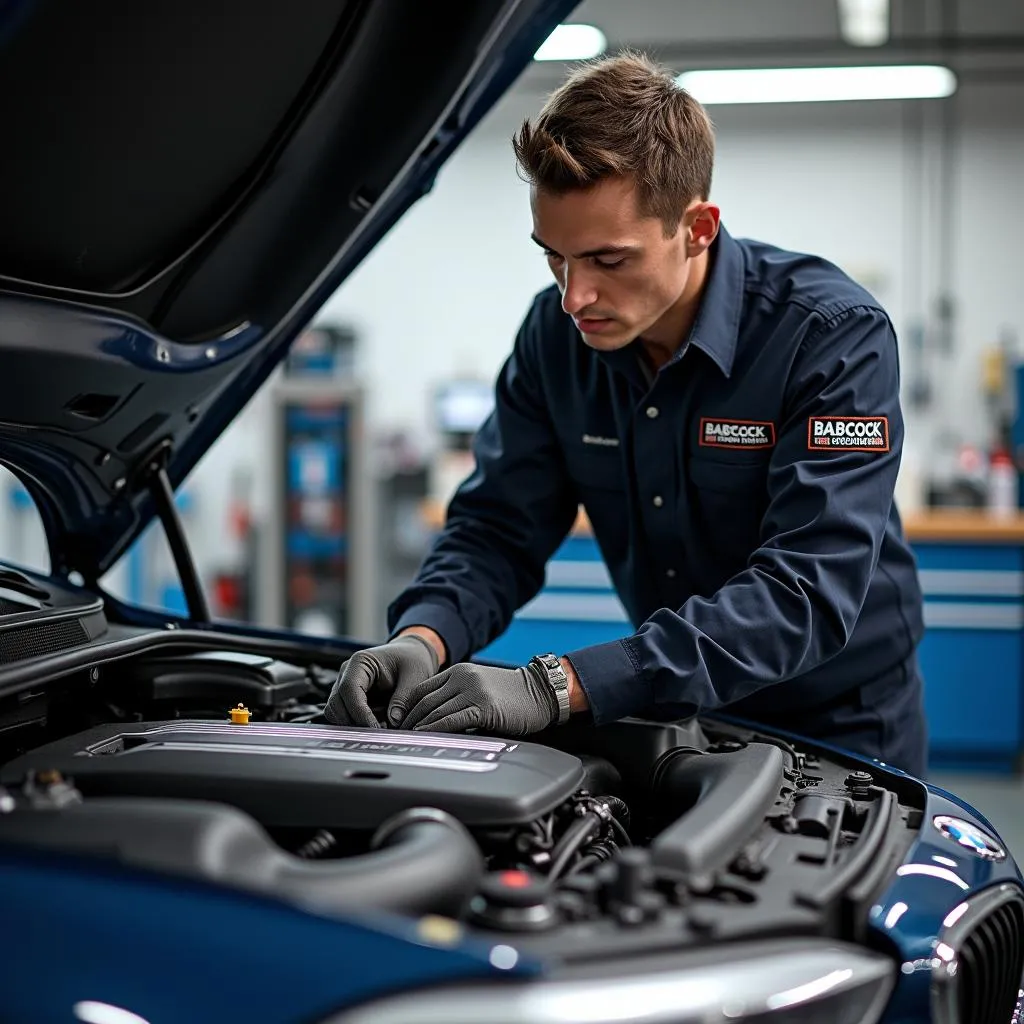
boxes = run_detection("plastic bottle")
[987,448,1018,517]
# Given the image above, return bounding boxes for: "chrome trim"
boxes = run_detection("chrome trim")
[116,741,500,773]
[931,882,1024,1024]
[919,570,1024,598]
[922,602,1024,631]
[328,940,895,1024]
[87,722,510,752]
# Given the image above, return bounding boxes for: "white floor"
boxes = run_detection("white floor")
[929,771,1024,862]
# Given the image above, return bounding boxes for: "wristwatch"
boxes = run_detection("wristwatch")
[530,653,571,726]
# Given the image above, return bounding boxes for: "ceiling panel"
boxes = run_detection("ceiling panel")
[567,0,843,48]
[567,0,1024,47]
[506,0,1024,96]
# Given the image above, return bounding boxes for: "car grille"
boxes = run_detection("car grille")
[958,898,1024,1024]
[0,619,88,663]
[933,883,1024,1024]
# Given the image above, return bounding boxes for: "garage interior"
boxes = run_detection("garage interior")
[1,0,1022,858]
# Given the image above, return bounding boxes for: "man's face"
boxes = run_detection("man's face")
[530,176,694,350]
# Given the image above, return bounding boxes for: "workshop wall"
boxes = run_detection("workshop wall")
[314,77,1024,475]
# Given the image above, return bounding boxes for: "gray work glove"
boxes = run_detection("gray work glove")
[325,634,439,727]
[388,662,558,736]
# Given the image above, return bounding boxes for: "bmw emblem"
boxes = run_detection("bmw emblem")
[932,815,1007,861]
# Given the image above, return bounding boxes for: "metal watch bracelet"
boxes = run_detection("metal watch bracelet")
[530,653,571,725]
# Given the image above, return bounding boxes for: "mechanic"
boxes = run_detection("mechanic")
[325,51,929,778]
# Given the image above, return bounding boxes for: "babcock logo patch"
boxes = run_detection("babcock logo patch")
[699,418,776,449]
[808,416,889,452]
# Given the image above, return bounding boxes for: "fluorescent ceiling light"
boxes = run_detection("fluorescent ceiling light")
[676,65,957,104]
[838,0,890,47]
[534,23,607,61]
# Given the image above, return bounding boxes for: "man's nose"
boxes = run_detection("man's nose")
[560,265,598,317]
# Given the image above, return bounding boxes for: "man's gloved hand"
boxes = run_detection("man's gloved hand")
[388,662,557,735]
[324,634,439,727]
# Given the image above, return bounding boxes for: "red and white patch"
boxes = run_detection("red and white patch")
[808,416,889,452]
[699,418,776,450]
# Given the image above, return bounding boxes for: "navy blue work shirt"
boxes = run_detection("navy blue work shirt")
[390,224,926,735]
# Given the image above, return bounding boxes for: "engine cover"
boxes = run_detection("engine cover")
[0,721,586,829]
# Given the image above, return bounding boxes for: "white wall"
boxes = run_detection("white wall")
[952,81,1024,421]
[311,79,1024,463]
[313,94,554,447]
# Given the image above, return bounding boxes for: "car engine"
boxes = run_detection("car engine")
[0,640,928,964]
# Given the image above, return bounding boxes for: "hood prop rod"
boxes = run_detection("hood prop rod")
[147,457,210,624]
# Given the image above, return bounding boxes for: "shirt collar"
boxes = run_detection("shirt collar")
[593,222,744,382]
[676,222,743,378]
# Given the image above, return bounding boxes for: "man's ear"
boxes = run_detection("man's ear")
[685,201,720,257]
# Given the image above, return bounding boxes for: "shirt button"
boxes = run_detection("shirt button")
[666,568,677,578]
[646,406,659,419]
[653,495,664,508]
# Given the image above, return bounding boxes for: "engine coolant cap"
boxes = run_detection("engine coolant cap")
[229,704,251,724]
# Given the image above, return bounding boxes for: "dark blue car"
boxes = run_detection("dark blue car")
[0,2,1021,1022]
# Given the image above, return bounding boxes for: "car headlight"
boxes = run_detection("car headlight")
[327,939,896,1024]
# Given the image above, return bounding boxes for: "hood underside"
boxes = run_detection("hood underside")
[0,0,575,580]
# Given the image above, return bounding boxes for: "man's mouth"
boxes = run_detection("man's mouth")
[574,316,616,335]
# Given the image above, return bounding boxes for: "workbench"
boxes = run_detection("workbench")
[421,503,1024,773]
[902,510,1024,773]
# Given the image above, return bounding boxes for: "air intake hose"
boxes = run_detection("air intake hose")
[0,799,485,918]
[649,742,785,878]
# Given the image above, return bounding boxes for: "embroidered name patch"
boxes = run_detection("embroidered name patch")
[699,418,776,449]
[808,416,889,451]
[581,433,620,448]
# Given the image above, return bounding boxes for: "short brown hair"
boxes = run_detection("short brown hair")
[513,50,714,234]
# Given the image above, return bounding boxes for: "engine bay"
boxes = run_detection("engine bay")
[0,632,927,964]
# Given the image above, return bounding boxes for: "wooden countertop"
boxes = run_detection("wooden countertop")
[421,501,1024,544]
[901,509,1024,543]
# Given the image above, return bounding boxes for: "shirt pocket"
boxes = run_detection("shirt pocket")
[686,453,769,565]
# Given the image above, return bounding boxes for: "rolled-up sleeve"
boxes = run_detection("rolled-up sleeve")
[389,299,579,664]
[566,306,905,723]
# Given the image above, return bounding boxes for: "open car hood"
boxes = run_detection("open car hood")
[0,0,575,582]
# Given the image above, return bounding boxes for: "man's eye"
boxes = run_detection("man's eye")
[544,250,563,262]
[595,257,626,270]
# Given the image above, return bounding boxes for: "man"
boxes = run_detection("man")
[325,51,928,777]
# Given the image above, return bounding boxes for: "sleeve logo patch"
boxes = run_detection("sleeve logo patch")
[808,416,889,451]
[699,418,776,449]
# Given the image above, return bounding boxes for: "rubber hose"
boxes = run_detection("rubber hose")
[275,806,485,918]
[603,795,631,831]
[0,799,485,920]
[650,743,785,877]
[548,812,602,881]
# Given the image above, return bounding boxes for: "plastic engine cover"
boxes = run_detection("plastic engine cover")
[0,721,586,829]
